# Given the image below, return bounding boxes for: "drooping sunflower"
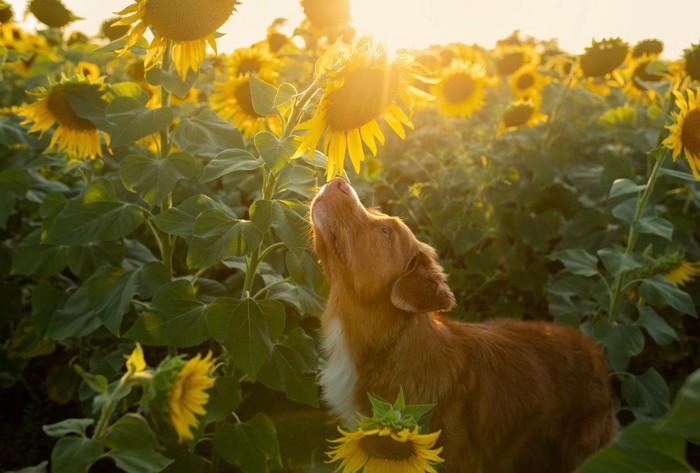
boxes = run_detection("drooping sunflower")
[327,426,444,473]
[622,57,667,102]
[300,0,350,30]
[663,88,700,179]
[663,260,700,287]
[499,98,547,134]
[114,0,239,79]
[580,37,628,78]
[211,73,280,138]
[293,45,432,180]
[27,0,81,28]
[100,16,130,41]
[19,74,108,160]
[168,352,216,442]
[632,39,663,59]
[683,43,700,82]
[432,60,488,119]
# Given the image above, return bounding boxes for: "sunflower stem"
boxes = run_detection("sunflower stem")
[92,373,133,440]
[280,76,322,140]
[159,40,174,160]
[541,63,578,151]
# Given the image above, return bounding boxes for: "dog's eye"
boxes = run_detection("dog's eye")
[379,225,392,238]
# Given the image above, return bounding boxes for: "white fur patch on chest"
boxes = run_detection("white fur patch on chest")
[320,318,358,424]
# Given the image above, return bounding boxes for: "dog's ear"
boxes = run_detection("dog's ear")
[391,246,455,313]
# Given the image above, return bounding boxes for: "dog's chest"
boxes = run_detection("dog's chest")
[320,318,358,424]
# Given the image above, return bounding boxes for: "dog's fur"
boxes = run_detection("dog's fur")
[311,178,617,473]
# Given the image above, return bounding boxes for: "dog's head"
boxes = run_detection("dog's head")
[310,178,455,313]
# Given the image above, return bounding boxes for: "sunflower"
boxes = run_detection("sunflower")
[19,74,108,160]
[622,57,667,102]
[223,45,279,78]
[494,44,538,76]
[301,0,350,30]
[509,65,545,99]
[663,88,700,179]
[580,38,628,78]
[27,0,81,28]
[125,343,147,373]
[114,0,239,79]
[499,98,547,134]
[432,60,488,119]
[292,45,432,180]
[100,16,130,41]
[663,260,700,287]
[327,426,444,473]
[632,39,663,59]
[211,73,279,138]
[683,43,700,82]
[168,352,216,443]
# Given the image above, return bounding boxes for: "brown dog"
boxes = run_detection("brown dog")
[311,178,617,473]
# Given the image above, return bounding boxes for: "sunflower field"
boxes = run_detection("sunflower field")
[1,0,700,471]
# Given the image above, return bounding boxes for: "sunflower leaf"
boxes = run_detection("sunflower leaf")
[120,152,197,206]
[173,108,245,158]
[187,209,262,268]
[105,96,174,148]
[213,414,280,472]
[249,74,277,117]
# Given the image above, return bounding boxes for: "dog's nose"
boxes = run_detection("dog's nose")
[329,177,350,194]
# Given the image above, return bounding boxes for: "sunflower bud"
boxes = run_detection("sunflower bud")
[580,38,628,78]
[683,42,700,82]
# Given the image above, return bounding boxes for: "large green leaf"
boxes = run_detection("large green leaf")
[187,209,262,268]
[200,148,262,183]
[254,131,296,175]
[659,369,700,439]
[0,168,27,228]
[252,199,310,258]
[213,413,280,472]
[597,247,646,278]
[207,297,285,378]
[145,66,198,97]
[204,376,242,424]
[62,84,111,130]
[621,368,671,419]
[547,248,599,277]
[11,231,70,276]
[257,328,320,407]
[152,194,227,241]
[633,216,673,241]
[249,74,278,117]
[124,280,209,347]
[593,320,645,371]
[609,178,646,199]
[106,96,174,147]
[50,437,103,473]
[639,275,696,316]
[46,286,102,340]
[105,415,158,451]
[120,152,197,205]
[172,107,244,157]
[43,418,94,438]
[637,306,678,345]
[575,419,690,473]
[44,201,144,245]
[106,449,173,473]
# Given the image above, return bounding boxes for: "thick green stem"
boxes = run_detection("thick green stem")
[92,375,133,440]
[541,63,578,151]
[159,41,173,160]
[280,77,322,140]
[607,152,668,322]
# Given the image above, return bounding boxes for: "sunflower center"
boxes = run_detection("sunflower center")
[46,90,96,131]
[503,104,534,128]
[496,52,525,75]
[144,0,236,42]
[516,73,535,90]
[233,79,260,118]
[359,434,415,461]
[326,64,400,131]
[442,73,476,103]
[681,109,700,156]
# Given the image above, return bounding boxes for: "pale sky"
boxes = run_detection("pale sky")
[6,0,700,58]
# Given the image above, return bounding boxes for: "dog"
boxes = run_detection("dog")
[311,177,617,473]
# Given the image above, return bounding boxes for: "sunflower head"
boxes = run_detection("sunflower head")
[224,45,279,78]
[664,260,700,287]
[683,42,700,82]
[580,37,629,78]
[327,389,444,473]
[146,352,216,443]
[432,59,488,118]
[509,65,545,98]
[27,0,81,28]
[494,45,538,76]
[632,39,664,59]
[115,0,239,79]
[300,0,350,30]
[0,1,13,23]
[663,88,700,179]
[100,17,130,41]
[293,43,432,179]
[499,98,547,133]
[19,73,108,160]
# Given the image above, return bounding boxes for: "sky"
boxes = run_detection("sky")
[5,0,700,58]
